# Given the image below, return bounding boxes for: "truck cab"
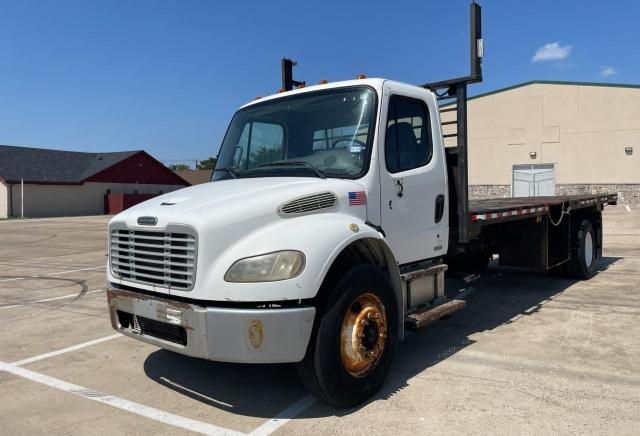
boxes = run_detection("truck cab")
[107,78,453,407]
[214,79,449,264]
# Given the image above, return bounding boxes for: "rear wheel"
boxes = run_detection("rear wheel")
[567,219,597,279]
[297,264,398,408]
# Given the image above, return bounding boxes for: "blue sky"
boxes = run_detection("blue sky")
[1,0,638,165]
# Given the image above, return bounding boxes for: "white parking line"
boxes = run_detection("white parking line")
[0,266,106,283]
[11,333,122,367]
[626,205,632,212]
[0,289,105,310]
[0,362,243,436]
[247,395,317,436]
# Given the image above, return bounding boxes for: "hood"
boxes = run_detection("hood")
[112,177,367,229]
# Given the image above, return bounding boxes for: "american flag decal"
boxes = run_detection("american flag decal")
[348,191,367,206]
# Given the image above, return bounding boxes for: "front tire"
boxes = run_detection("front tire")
[297,264,398,408]
[567,219,597,279]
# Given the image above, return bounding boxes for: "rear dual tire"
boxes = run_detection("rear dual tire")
[567,219,597,279]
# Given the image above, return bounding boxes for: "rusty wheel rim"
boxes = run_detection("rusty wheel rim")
[339,292,388,378]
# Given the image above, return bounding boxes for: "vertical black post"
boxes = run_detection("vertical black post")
[422,2,482,244]
[281,58,295,91]
[456,83,470,243]
[470,2,482,82]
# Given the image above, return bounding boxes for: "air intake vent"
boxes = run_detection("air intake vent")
[279,192,337,217]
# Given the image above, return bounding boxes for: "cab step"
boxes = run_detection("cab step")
[404,299,466,332]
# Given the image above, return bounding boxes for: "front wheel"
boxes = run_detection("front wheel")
[297,264,398,408]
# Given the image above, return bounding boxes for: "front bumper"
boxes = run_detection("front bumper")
[107,288,316,363]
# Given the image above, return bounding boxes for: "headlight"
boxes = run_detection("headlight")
[224,250,305,283]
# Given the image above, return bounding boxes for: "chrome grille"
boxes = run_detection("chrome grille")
[279,192,337,216]
[110,227,196,290]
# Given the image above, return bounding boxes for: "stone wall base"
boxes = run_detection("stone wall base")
[469,184,640,202]
[555,184,640,203]
[468,185,511,199]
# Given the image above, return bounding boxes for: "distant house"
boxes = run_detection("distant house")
[0,145,189,218]
[174,169,213,185]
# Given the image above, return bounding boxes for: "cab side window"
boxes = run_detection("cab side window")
[385,96,432,173]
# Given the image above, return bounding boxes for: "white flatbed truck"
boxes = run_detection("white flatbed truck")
[106,2,616,407]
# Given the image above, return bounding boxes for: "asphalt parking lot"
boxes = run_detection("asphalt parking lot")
[1,204,639,435]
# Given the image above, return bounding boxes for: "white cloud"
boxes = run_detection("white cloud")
[532,42,572,63]
[600,66,617,77]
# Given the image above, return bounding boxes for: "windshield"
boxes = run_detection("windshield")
[213,86,376,180]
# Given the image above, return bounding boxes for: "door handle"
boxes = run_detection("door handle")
[395,179,404,198]
[434,194,445,223]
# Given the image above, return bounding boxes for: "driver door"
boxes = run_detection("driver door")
[379,83,448,265]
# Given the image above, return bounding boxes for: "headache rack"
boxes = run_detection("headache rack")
[422,1,483,245]
[109,224,197,291]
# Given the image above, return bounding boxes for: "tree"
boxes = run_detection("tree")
[249,147,281,167]
[197,156,217,170]
[168,163,191,171]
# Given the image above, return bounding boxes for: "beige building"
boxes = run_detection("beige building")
[444,81,640,202]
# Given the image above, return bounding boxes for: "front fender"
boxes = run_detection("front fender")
[190,213,389,302]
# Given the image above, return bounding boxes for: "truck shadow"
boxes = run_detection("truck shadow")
[143,256,620,419]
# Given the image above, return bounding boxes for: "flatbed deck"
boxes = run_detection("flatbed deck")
[469,193,618,224]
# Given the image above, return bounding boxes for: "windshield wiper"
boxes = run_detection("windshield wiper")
[215,167,239,179]
[257,161,327,179]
